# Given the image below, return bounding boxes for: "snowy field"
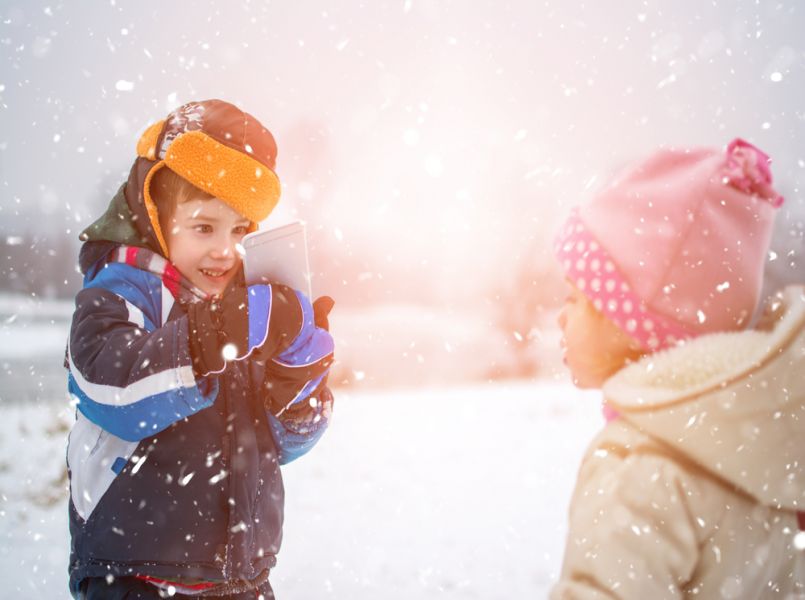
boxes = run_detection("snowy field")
[0,381,603,599]
[0,294,595,597]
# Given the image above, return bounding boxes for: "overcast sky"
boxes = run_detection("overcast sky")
[1,0,803,301]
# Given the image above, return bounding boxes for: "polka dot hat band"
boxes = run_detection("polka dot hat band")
[554,208,695,351]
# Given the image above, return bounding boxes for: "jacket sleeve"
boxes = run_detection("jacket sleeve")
[267,386,333,465]
[550,424,715,600]
[254,289,335,464]
[67,265,217,442]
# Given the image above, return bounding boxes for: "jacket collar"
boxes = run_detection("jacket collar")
[604,285,805,509]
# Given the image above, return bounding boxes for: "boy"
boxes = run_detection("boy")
[65,99,334,599]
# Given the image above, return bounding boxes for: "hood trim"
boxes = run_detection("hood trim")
[602,285,805,509]
[605,286,805,413]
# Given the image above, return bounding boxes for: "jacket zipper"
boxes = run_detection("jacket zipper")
[218,376,233,580]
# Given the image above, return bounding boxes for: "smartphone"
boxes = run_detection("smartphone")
[241,221,312,298]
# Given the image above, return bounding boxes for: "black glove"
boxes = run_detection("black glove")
[260,295,335,415]
[312,296,335,331]
[186,283,302,376]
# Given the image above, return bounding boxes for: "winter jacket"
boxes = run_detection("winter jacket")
[65,177,334,595]
[551,285,805,599]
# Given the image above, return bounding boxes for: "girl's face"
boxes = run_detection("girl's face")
[557,283,644,388]
[165,196,250,297]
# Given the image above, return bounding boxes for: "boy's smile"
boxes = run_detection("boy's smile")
[164,196,251,297]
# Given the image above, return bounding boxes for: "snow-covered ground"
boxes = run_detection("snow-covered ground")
[0,381,603,599]
[0,293,594,597]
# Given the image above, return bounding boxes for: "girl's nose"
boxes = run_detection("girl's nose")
[557,306,567,330]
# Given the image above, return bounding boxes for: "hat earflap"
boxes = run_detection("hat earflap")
[136,120,165,161]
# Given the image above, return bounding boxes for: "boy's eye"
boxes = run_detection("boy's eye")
[195,224,213,234]
[233,225,249,235]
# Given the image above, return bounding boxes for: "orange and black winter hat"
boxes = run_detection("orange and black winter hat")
[132,99,281,255]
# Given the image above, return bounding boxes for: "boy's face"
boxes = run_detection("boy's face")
[557,283,644,388]
[165,196,250,297]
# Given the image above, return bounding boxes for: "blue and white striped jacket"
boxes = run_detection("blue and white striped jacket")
[66,246,334,594]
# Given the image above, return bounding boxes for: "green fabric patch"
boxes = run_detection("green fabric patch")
[80,185,144,246]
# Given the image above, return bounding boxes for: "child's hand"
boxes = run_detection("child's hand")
[186,283,306,376]
[256,294,335,416]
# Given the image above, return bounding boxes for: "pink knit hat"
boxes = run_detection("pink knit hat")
[554,138,783,351]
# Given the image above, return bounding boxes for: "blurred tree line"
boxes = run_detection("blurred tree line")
[1,231,82,299]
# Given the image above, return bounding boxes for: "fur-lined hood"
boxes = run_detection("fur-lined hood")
[604,285,805,511]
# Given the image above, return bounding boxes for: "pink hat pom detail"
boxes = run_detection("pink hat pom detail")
[722,138,784,208]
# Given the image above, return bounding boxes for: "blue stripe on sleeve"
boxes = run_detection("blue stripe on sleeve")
[85,263,163,327]
[275,328,334,366]
[247,285,272,351]
[68,373,218,442]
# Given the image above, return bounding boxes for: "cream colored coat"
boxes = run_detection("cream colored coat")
[551,286,805,599]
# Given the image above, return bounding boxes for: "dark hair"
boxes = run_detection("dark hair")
[150,167,215,236]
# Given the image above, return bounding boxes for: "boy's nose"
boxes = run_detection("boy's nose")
[210,239,236,261]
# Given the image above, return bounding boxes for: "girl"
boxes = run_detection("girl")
[550,139,805,598]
